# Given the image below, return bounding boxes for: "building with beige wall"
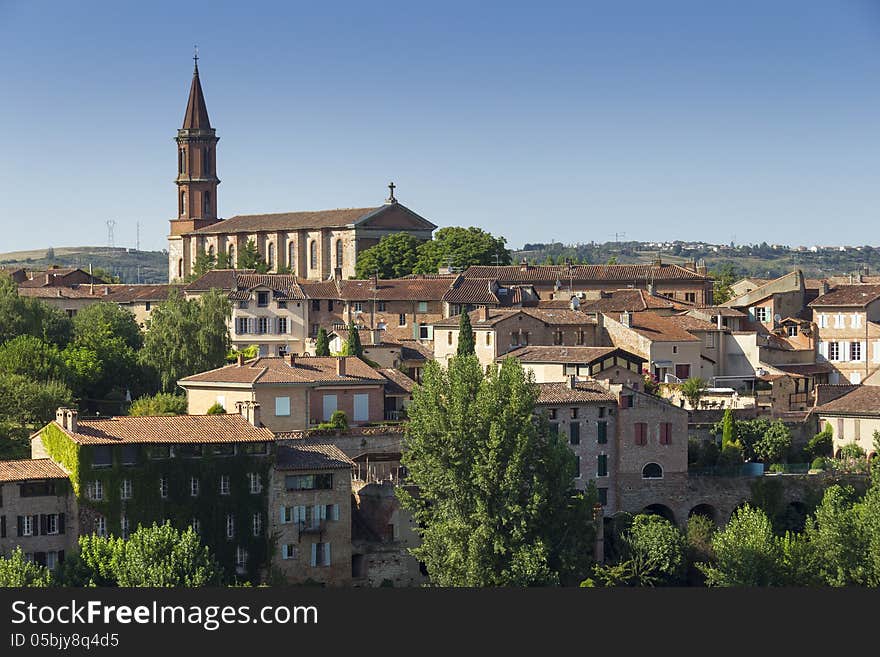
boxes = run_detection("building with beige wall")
[178,355,388,431]
[502,345,646,387]
[0,459,76,570]
[809,284,880,385]
[270,440,354,586]
[813,385,880,459]
[723,270,807,333]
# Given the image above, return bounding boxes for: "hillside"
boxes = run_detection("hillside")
[0,246,167,284]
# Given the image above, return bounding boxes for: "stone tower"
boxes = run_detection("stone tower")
[168,55,220,280]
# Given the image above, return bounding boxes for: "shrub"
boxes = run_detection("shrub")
[810,457,827,471]
[717,443,744,468]
[768,463,785,474]
[315,410,349,431]
[806,423,834,459]
[838,442,866,460]
[206,402,225,415]
[128,393,187,416]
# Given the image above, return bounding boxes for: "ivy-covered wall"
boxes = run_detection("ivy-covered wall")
[39,425,271,582]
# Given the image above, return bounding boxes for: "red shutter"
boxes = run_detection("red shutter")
[661,423,671,445]
[635,423,647,446]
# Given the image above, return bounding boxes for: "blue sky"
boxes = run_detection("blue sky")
[1,0,879,253]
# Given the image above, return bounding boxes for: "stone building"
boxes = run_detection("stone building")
[270,440,354,586]
[503,345,646,386]
[812,384,880,459]
[178,355,389,431]
[0,459,76,570]
[167,60,436,281]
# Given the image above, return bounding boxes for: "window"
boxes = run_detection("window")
[754,307,769,323]
[252,513,262,537]
[675,364,691,380]
[312,299,321,311]
[398,313,407,327]
[275,396,291,417]
[818,313,828,328]
[485,332,491,345]
[121,445,138,466]
[120,479,132,500]
[599,407,606,418]
[19,482,57,497]
[287,242,295,269]
[95,516,107,537]
[619,395,634,409]
[159,476,168,499]
[447,331,453,346]
[672,345,678,354]
[204,191,211,216]
[569,422,580,445]
[92,446,112,468]
[787,325,798,337]
[310,240,317,269]
[177,444,202,458]
[219,475,230,495]
[549,422,559,436]
[236,547,248,568]
[121,516,130,540]
[311,542,331,567]
[45,514,59,535]
[285,474,333,490]
[634,422,648,446]
[570,407,579,419]
[685,292,696,303]
[829,341,840,361]
[248,473,262,494]
[327,300,334,312]
[353,393,369,423]
[336,240,343,268]
[325,504,340,521]
[239,300,249,309]
[850,341,862,362]
[834,313,845,329]
[257,291,269,307]
[417,301,428,313]
[241,442,268,455]
[548,408,557,420]
[598,488,608,506]
[191,518,200,534]
[597,454,608,477]
[267,243,275,270]
[576,330,585,345]
[179,148,186,174]
[575,455,581,479]
[659,422,672,445]
[281,544,298,560]
[46,551,61,571]
[419,323,430,340]
[322,394,338,421]
[352,301,363,313]
[597,421,608,444]
[642,463,663,479]
[21,515,33,537]
[190,477,199,497]
[377,301,386,312]
[278,317,288,334]
[226,514,235,539]
[88,480,104,501]
[258,317,269,334]
[148,445,171,460]
[229,244,235,264]
[705,332,715,348]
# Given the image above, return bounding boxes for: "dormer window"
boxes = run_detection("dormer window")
[257,291,269,307]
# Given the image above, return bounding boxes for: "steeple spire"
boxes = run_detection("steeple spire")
[182,49,211,130]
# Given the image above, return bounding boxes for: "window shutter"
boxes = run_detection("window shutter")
[324,543,331,566]
[1,516,5,538]
[40,514,48,535]
[280,506,287,524]
[313,505,321,526]
[860,341,867,362]
[59,513,65,535]
[818,341,827,359]
[32,515,40,536]
[310,543,317,567]
[58,550,65,564]
[17,516,22,537]
[332,504,340,521]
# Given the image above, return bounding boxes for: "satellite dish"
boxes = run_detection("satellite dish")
[774,314,782,323]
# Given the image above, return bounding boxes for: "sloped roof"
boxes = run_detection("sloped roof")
[502,345,630,364]
[104,284,184,303]
[275,441,354,471]
[814,385,880,417]
[536,381,617,404]
[0,458,69,483]
[179,356,386,386]
[579,289,687,313]
[51,414,274,445]
[182,63,211,130]
[723,270,804,308]
[378,368,416,395]
[462,263,710,283]
[808,284,880,308]
[338,276,453,301]
[184,269,253,292]
[609,311,700,342]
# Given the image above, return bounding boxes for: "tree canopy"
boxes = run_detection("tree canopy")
[0,547,53,587]
[236,239,269,273]
[354,233,423,279]
[398,355,597,586]
[314,327,330,356]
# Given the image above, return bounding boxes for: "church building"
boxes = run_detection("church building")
[168,58,437,282]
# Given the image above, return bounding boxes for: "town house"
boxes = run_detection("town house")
[809,284,880,384]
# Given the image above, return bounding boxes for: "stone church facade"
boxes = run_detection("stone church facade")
[168,60,436,282]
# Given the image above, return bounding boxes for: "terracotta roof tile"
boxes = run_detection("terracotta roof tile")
[52,414,274,445]
[179,356,386,386]
[103,284,184,303]
[536,381,617,404]
[338,276,453,302]
[609,311,700,342]
[502,345,639,364]
[463,263,710,283]
[275,440,354,471]
[378,368,416,395]
[809,284,880,308]
[0,459,69,483]
[814,385,880,416]
[190,207,381,235]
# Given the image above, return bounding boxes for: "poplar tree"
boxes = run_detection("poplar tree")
[314,327,330,356]
[456,309,475,357]
[343,322,363,358]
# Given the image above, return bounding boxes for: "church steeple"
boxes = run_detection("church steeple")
[171,50,220,233]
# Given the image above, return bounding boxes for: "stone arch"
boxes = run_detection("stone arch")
[207,244,215,259]
[642,504,676,525]
[688,504,718,524]
[228,244,235,266]
[267,242,275,270]
[780,500,810,533]
[642,462,663,479]
[288,241,296,269]
[177,258,183,279]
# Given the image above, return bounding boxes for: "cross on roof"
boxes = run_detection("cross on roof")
[386,181,396,203]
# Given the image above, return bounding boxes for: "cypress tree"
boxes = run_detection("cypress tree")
[457,309,475,356]
[315,327,330,356]
[344,322,363,358]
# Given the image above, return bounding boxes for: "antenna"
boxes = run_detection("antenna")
[106,220,116,248]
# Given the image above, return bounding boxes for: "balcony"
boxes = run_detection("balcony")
[297,520,325,535]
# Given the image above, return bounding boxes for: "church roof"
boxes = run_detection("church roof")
[182,63,211,130]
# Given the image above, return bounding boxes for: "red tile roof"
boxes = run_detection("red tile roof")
[104,284,184,303]
[502,345,640,365]
[51,414,274,445]
[378,368,416,395]
[190,207,381,234]
[814,385,880,417]
[0,458,69,483]
[610,311,700,342]
[179,356,386,386]
[579,289,687,313]
[338,276,453,301]
[463,263,710,283]
[275,440,354,471]
[536,381,617,404]
[809,285,880,308]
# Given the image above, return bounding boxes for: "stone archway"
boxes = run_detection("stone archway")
[642,503,676,525]
[688,503,718,524]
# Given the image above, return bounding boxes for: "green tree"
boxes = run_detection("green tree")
[0,547,53,587]
[711,263,737,304]
[206,402,226,414]
[314,327,330,356]
[67,523,222,587]
[413,226,510,275]
[0,277,72,347]
[141,289,231,392]
[679,377,708,409]
[456,310,475,357]
[236,239,268,273]
[0,335,67,382]
[0,373,74,427]
[804,485,869,586]
[398,356,597,586]
[354,232,423,279]
[342,323,363,358]
[188,248,217,282]
[698,505,783,586]
[720,408,736,449]
[685,514,715,585]
[754,420,793,464]
[806,423,834,459]
[625,514,687,584]
[128,393,188,416]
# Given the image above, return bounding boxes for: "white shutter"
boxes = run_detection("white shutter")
[324,543,331,566]
[332,504,340,521]
[873,340,880,363]
[280,506,287,524]
[818,341,828,360]
[319,505,327,520]
[310,543,317,567]
[313,505,321,526]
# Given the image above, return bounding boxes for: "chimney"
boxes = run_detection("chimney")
[250,403,261,428]
[520,257,529,272]
[371,272,378,290]
[104,286,110,296]
[647,283,655,296]
[481,306,490,322]
[595,312,604,333]
[237,353,245,367]
[569,296,580,311]
[696,259,708,276]
[45,273,51,285]
[716,313,723,330]
[65,409,78,433]
[820,280,829,296]
[620,311,632,328]
[372,328,382,345]
[567,374,577,390]
[334,267,342,282]
[336,357,346,376]
[288,353,297,368]
[56,408,67,428]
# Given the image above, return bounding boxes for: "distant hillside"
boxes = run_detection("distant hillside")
[0,246,167,284]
